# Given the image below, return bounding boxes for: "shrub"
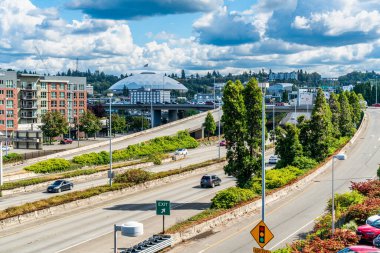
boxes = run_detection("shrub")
[251,166,304,193]
[350,180,380,197]
[24,158,73,173]
[345,198,380,224]
[378,166,380,179]
[3,153,23,164]
[327,191,365,213]
[114,169,152,184]
[72,151,110,166]
[211,187,255,209]
[148,153,163,165]
[292,156,317,171]
[341,220,358,231]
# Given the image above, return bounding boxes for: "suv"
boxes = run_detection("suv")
[175,148,188,156]
[268,155,279,164]
[200,174,221,188]
[60,138,73,144]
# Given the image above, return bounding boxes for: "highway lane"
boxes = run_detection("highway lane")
[4,110,222,174]
[0,145,227,210]
[0,168,235,253]
[167,108,380,253]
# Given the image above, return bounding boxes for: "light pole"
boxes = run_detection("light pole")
[271,98,275,142]
[5,97,8,156]
[107,92,113,187]
[0,141,3,186]
[331,153,347,234]
[218,95,221,160]
[213,77,216,110]
[150,85,153,129]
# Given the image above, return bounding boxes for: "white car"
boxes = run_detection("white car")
[268,155,279,164]
[1,145,11,151]
[175,148,188,156]
[367,214,380,225]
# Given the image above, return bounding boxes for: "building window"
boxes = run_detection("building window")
[41,83,46,89]
[73,101,77,107]
[51,84,56,89]
[0,90,3,95]
[51,101,57,107]
[60,92,65,99]
[74,109,77,115]
[6,80,14,88]
[79,109,84,114]
[79,93,84,99]
[41,92,47,98]
[60,83,65,90]
[0,120,3,125]
[6,100,13,108]
[79,101,84,107]
[51,92,57,98]
[41,101,47,108]
[6,90,13,98]
[60,109,65,115]
[79,84,85,90]
[41,109,47,115]
[60,101,65,107]
[7,120,14,127]
[6,110,13,117]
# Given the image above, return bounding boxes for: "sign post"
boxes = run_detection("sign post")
[251,220,274,251]
[156,200,171,234]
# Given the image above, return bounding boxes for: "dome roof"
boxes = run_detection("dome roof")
[109,72,188,92]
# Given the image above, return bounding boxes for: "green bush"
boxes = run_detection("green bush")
[24,158,74,173]
[148,153,163,165]
[114,169,152,184]
[327,191,365,213]
[211,187,256,209]
[251,166,304,193]
[377,166,380,179]
[292,156,317,171]
[72,151,110,166]
[2,153,23,164]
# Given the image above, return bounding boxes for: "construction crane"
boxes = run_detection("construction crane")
[34,45,50,74]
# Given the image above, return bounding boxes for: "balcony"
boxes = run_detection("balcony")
[21,113,37,119]
[21,104,37,109]
[21,96,37,100]
[21,84,37,91]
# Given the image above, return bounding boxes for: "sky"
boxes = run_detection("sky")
[1,0,380,77]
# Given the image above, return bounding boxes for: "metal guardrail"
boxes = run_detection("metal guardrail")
[121,235,172,253]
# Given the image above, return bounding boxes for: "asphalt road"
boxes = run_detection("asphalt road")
[0,145,227,210]
[4,110,222,174]
[0,168,235,253]
[167,108,380,253]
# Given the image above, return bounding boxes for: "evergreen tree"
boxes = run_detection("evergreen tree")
[40,111,69,144]
[308,88,333,161]
[348,91,362,127]
[328,93,341,138]
[204,111,216,140]
[122,85,130,97]
[339,92,355,137]
[79,111,102,139]
[298,119,312,157]
[181,69,186,79]
[222,80,248,187]
[274,123,303,167]
[282,90,289,102]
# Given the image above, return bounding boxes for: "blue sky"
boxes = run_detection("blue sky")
[1,0,380,77]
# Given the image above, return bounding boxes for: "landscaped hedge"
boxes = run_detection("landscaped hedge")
[73,130,199,166]
[3,153,23,164]
[211,187,256,209]
[24,158,76,173]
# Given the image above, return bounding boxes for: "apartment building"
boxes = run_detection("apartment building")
[0,70,18,140]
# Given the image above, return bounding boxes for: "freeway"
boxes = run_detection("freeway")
[0,145,227,210]
[0,168,235,253]
[168,108,380,253]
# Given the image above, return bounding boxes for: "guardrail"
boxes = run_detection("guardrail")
[121,235,172,253]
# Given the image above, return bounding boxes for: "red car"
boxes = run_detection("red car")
[219,140,226,146]
[357,219,380,242]
[60,138,73,144]
[337,245,380,253]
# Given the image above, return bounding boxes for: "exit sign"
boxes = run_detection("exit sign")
[156,200,171,215]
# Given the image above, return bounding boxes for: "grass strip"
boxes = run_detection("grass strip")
[0,158,225,221]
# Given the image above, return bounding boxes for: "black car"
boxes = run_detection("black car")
[47,180,74,193]
[200,174,221,188]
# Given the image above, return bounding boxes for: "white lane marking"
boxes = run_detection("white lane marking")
[269,215,322,251]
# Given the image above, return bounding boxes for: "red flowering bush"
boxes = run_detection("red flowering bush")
[345,197,380,223]
[350,180,380,197]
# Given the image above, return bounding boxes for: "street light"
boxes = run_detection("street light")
[107,92,113,187]
[213,77,216,110]
[331,153,347,234]
[5,97,8,156]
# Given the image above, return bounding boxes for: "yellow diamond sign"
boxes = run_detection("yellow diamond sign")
[250,220,274,249]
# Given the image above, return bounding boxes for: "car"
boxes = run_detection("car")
[374,234,380,247]
[47,180,73,193]
[275,102,285,106]
[268,155,279,164]
[219,140,226,146]
[357,219,380,242]
[1,145,11,151]
[205,101,214,105]
[367,215,380,225]
[60,138,73,144]
[337,245,380,253]
[174,148,188,156]
[200,174,221,188]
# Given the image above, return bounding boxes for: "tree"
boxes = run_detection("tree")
[222,80,248,187]
[126,116,149,132]
[275,124,303,167]
[89,102,106,118]
[328,93,341,138]
[308,88,333,161]
[339,92,355,137]
[282,90,289,102]
[348,91,362,127]
[40,111,69,144]
[122,85,130,97]
[181,69,186,79]
[111,114,126,135]
[204,111,216,140]
[79,111,102,139]
[242,78,263,180]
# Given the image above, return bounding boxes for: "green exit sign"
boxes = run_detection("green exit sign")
[156,200,171,215]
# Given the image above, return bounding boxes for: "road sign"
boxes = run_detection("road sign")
[253,248,271,253]
[156,200,171,215]
[251,220,274,249]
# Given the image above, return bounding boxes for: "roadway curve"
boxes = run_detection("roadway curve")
[168,108,380,253]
